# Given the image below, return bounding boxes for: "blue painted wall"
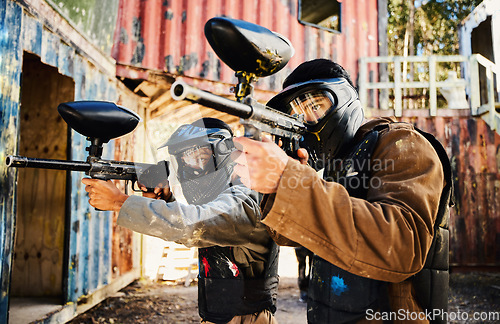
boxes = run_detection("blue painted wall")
[0,0,23,320]
[0,0,121,321]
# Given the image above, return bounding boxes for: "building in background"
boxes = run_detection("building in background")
[0,1,145,323]
[111,0,382,123]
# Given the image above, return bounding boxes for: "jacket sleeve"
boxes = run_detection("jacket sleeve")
[118,185,269,253]
[262,123,445,282]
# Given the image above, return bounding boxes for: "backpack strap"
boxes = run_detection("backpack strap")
[412,127,452,324]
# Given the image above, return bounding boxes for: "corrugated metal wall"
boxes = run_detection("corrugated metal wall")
[0,0,22,319]
[112,0,380,91]
[0,0,142,322]
[372,109,500,268]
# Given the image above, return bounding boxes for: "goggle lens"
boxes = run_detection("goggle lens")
[180,145,213,170]
[289,90,335,124]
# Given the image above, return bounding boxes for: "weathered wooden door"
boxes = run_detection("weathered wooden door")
[11,53,74,299]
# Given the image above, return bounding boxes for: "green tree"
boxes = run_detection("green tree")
[388,0,483,56]
[386,0,483,109]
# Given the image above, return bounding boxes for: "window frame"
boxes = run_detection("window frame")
[297,0,342,34]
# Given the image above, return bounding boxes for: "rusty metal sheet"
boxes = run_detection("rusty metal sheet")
[0,1,23,321]
[392,112,500,268]
[1,4,142,322]
[113,0,380,91]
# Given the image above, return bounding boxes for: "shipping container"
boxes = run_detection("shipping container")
[0,0,145,322]
[112,0,380,93]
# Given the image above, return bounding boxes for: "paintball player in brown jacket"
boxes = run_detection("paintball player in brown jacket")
[232,59,452,323]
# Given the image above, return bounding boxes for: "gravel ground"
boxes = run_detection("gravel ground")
[68,272,499,324]
[447,272,500,323]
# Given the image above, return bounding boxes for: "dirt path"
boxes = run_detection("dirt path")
[69,273,499,324]
[69,277,306,324]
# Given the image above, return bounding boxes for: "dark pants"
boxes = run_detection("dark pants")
[295,247,314,293]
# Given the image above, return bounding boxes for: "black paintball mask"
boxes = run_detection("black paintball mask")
[267,78,364,170]
[160,118,235,205]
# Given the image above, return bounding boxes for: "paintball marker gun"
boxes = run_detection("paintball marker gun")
[170,17,306,156]
[6,101,169,192]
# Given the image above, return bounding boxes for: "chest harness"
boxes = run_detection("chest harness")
[197,242,279,323]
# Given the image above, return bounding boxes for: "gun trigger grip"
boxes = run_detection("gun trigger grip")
[132,180,155,193]
[131,180,142,192]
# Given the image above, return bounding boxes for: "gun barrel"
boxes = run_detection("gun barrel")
[171,80,305,136]
[6,155,90,172]
[171,80,253,119]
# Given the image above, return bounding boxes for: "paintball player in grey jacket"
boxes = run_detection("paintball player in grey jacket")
[82,118,279,324]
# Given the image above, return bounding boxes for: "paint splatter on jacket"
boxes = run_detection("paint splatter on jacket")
[118,184,278,322]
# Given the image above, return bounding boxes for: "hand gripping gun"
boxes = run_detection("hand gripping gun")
[6,101,168,191]
[170,17,306,156]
